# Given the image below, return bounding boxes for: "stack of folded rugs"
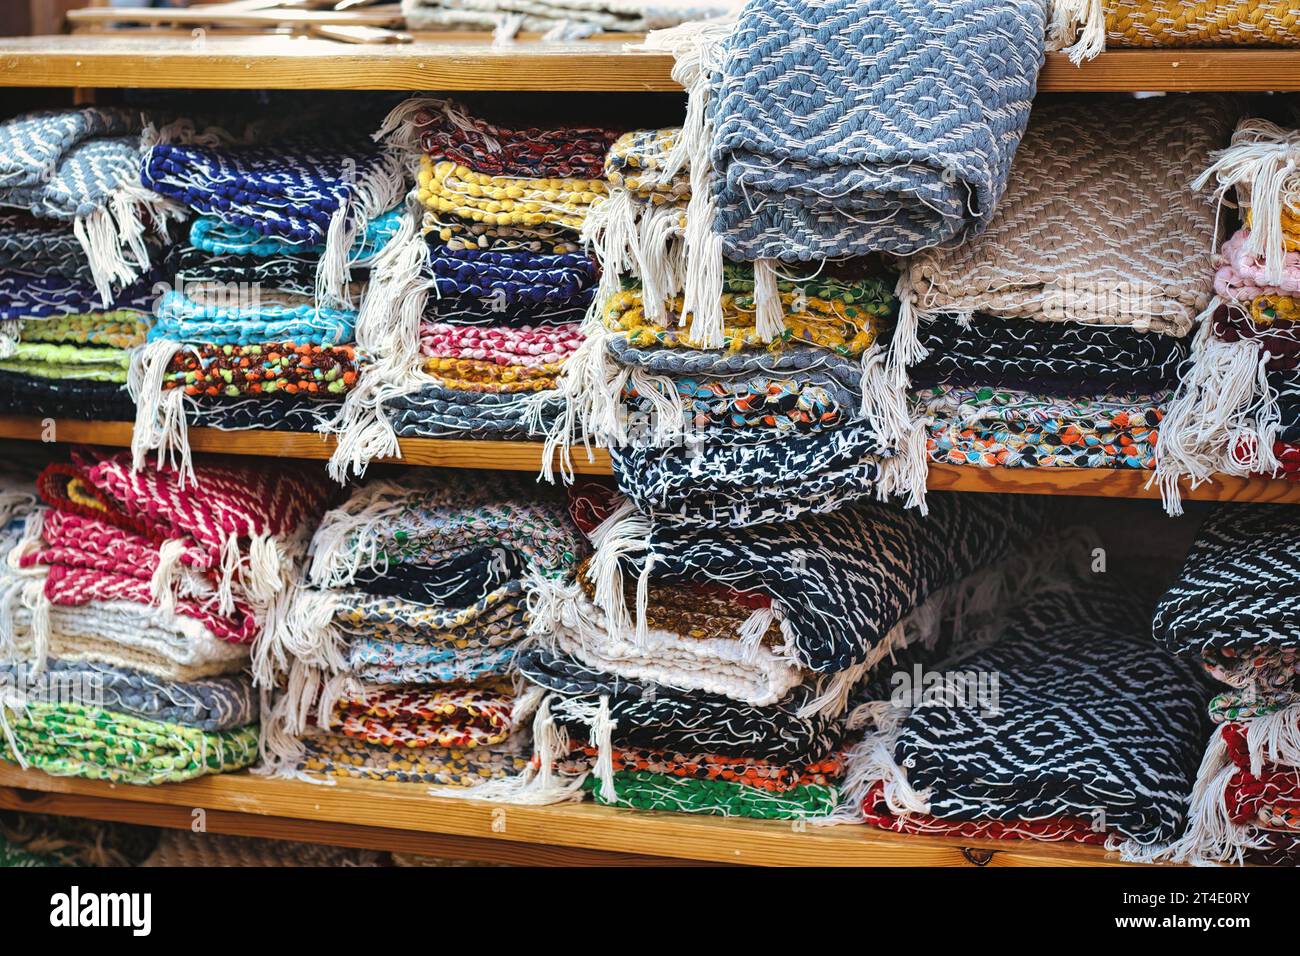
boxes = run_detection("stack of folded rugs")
[843,579,1211,853]
[327,98,607,479]
[1150,505,1300,866]
[1158,114,1300,493]
[261,469,587,791]
[556,128,900,522]
[1049,1,1300,63]
[546,0,1050,517]
[130,119,408,477]
[0,106,191,421]
[899,94,1230,512]
[500,481,1045,818]
[0,447,331,785]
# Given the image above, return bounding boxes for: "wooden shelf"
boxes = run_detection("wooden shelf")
[0,763,1133,867]
[0,34,1298,92]
[6,416,1300,503]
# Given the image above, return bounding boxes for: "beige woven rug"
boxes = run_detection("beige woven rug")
[900,94,1235,344]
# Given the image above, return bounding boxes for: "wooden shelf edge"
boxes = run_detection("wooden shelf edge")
[0,763,1135,867]
[5,416,1299,503]
[0,36,1299,92]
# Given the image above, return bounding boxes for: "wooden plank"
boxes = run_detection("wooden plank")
[0,34,680,92]
[0,764,1133,866]
[5,416,1299,502]
[66,5,405,29]
[0,786,698,866]
[1039,48,1300,92]
[927,462,1300,504]
[3,34,1300,92]
[0,416,612,475]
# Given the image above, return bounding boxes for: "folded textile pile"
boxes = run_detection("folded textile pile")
[1148,504,1300,865]
[555,1,1048,511]
[0,207,168,418]
[133,141,408,472]
[845,584,1211,852]
[629,0,1044,348]
[908,313,1185,473]
[1160,118,1300,499]
[0,452,316,783]
[0,309,150,422]
[1051,1,1300,63]
[261,469,587,791]
[897,95,1231,507]
[402,0,741,38]
[0,107,187,306]
[0,448,327,685]
[494,485,1044,817]
[324,99,608,477]
[551,254,900,521]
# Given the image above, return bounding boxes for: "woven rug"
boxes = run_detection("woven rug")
[535,556,802,707]
[0,659,255,731]
[1152,504,1300,698]
[3,597,249,682]
[636,0,1043,349]
[609,426,890,528]
[298,725,531,786]
[418,157,607,234]
[909,314,1189,396]
[159,342,362,402]
[397,97,621,181]
[0,700,258,785]
[862,781,1107,845]
[0,373,134,421]
[142,139,405,306]
[580,490,1040,673]
[0,811,159,867]
[581,762,839,819]
[1149,712,1300,864]
[0,267,156,323]
[0,211,95,284]
[35,447,329,606]
[708,0,1045,260]
[387,383,556,441]
[900,94,1232,344]
[0,342,131,384]
[20,310,149,350]
[147,290,357,346]
[917,385,1167,471]
[188,205,404,264]
[845,584,1210,848]
[261,472,585,774]
[517,643,845,764]
[0,107,187,305]
[1051,1,1300,62]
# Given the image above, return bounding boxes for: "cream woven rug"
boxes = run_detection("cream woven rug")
[901,94,1235,344]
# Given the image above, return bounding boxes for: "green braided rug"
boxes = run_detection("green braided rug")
[0,702,258,785]
[583,769,838,820]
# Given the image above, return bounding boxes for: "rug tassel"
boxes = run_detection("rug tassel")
[585,496,651,640]
[1052,0,1106,64]
[128,339,195,485]
[752,258,785,342]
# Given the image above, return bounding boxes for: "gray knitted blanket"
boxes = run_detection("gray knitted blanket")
[708,0,1048,260]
